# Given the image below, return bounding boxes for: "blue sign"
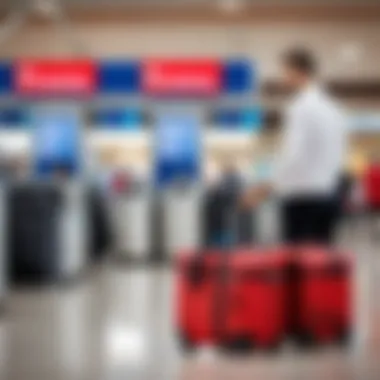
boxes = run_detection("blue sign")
[0,59,256,96]
[223,59,254,94]
[98,60,141,94]
[0,62,13,94]
[242,107,262,132]
[213,106,262,131]
[91,107,143,130]
[2,59,143,96]
[154,113,201,187]
[0,106,25,127]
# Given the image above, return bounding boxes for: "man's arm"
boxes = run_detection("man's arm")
[241,106,309,209]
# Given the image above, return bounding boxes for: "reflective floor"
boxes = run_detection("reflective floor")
[1,228,380,380]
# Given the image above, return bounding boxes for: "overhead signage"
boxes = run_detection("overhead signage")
[15,60,96,96]
[223,59,254,94]
[98,60,140,94]
[0,62,13,94]
[0,58,255,97]
[143,59,222,96]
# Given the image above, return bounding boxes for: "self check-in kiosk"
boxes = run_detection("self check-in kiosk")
[155,110,203,260]
[146,58,257,260]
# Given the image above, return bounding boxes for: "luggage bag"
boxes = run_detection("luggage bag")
[222,249,288,348]
[176,251,220,347]
[176,248,289,350]
[8,184,62,283]
[295,247,352,345]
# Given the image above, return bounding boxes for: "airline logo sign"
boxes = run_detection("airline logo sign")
[16,60,96,96]
[143,59,222,96]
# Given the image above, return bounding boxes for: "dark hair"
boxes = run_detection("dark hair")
[283,48,317,75]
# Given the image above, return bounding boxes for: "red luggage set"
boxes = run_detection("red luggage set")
[177,246,352,350]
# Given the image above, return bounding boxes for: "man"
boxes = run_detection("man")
[244,48,347,244]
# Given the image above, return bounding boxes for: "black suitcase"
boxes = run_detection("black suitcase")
[8,183,63,284]
[88,187,111,261]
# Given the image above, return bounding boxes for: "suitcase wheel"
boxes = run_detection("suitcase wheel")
[178,332,196,353]
[263,338,283,353]
[293,331,315,348]
[221,336,253,353]
[337,328,352,347]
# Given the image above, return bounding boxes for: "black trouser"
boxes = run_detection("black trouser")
[281,196,339,245]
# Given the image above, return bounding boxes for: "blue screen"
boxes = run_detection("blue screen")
[154,113,201,187]
[31,107,82,177]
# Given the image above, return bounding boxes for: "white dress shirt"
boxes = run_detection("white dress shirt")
[274,83,347,198]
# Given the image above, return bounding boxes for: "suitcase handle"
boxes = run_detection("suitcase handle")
[214,194,241,342]
[303,262,349,278]
[325,263,349,277]
[187,259,208,287]
[239,269,283,282]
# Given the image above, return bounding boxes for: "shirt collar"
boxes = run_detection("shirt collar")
[293,81,321,103]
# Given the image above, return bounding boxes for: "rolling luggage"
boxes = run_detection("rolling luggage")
[176,251,220,347]
[295,246,352,344]
[8,182,88,284]
[8,183,62,283]
[224,249,288,348]
[176,248,289,350]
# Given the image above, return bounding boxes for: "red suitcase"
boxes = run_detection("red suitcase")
[176,251,221,348]
[176,248,290,350]
[296,246,352,344]
[223,248,289,348]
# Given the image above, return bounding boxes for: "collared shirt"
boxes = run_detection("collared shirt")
[274,83,347,198]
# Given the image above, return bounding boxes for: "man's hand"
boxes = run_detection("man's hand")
[241,183,272,209]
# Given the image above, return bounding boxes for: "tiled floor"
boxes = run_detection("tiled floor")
[1,229,380,380]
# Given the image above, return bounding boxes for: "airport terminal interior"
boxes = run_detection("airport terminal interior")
[0,0,380,379]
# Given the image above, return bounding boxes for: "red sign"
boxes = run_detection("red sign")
[15,60,96,96]
[143,59,222,96]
